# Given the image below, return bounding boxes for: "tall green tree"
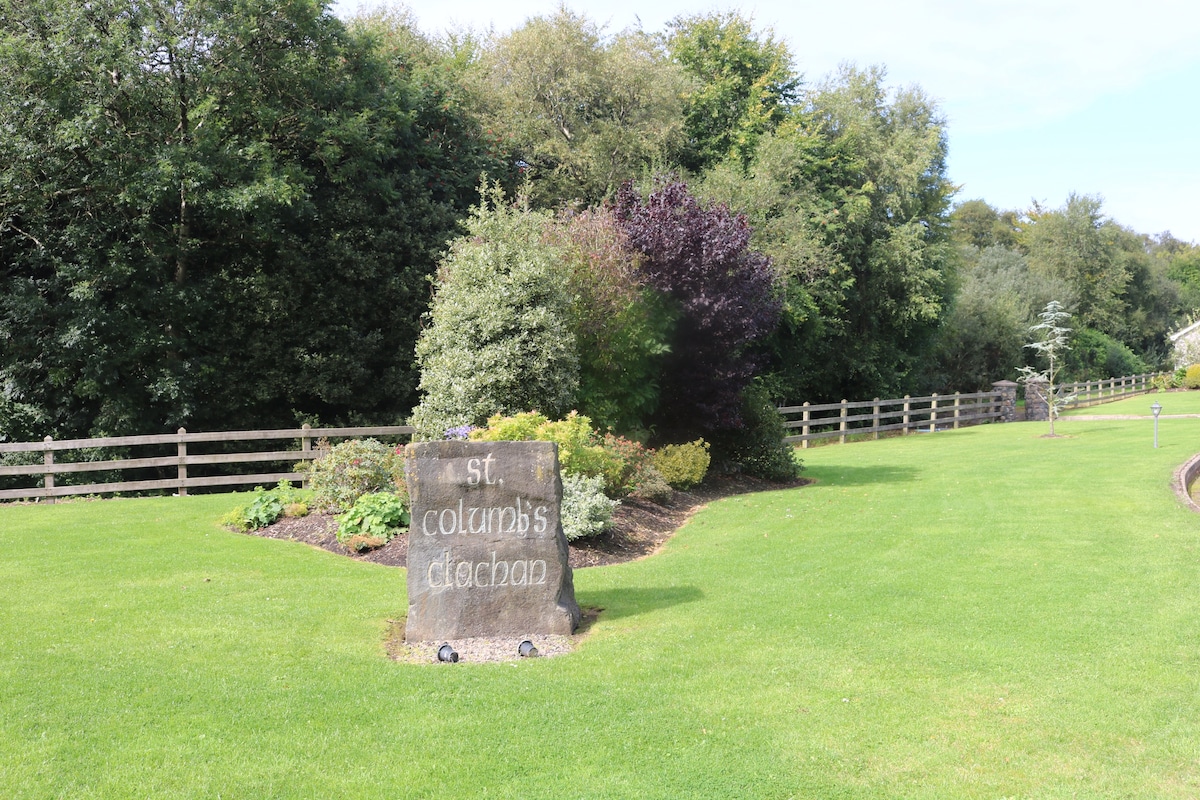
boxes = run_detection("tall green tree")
[950,199,1020,250]
[480,8,685,209]
[0,0,497,440]
[1022,193,1130,335]
[666,11,800,172]
[699,64,955,403]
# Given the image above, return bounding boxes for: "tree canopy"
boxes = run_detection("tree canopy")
[0,3,1194,446]
[0,0,501,439]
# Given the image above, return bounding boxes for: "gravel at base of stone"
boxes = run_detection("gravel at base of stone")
[391,635,574,664]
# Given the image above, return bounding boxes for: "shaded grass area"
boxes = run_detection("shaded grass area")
[4,418,1200,797]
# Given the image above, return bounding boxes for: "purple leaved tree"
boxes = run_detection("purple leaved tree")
[613,180,781,439]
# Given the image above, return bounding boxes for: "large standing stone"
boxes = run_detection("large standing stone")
[404,440,581,641]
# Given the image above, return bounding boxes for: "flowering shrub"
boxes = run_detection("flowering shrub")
[303,438,402,513]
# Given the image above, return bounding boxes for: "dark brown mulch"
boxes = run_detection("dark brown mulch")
[242,474,810,569]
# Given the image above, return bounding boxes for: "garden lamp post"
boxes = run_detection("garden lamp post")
[1151,401,1163,448]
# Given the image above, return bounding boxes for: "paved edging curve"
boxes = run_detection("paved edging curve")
[1172,454,1200,514]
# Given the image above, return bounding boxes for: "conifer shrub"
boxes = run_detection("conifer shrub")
[1184,365,1200,389]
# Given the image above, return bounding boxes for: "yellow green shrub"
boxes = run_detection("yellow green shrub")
[652,439,710,489]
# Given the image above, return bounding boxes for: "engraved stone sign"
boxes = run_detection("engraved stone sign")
[403,440,581,641]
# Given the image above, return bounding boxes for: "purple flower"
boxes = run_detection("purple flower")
[444,425,475,440]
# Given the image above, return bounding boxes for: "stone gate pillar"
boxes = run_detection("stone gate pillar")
[1024,377,1050,422]
[991,380,1018,422]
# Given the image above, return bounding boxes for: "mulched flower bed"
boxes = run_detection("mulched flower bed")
[245,474,807,570]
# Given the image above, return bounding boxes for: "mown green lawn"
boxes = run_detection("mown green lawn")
[1063,388,1200,417]
[4,414,1200,798]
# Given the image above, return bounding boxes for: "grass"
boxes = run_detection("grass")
[1063,388,1200,416]
[4,415,1200,797]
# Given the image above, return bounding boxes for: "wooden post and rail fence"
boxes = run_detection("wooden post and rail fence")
[0,372,1163,502]
[0,425,413,503]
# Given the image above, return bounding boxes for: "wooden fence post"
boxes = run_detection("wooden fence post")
[839,400,848,445]
[300,423,313,486]
[177,428,188,497]
[954,392,961,429]
[872,398,880,440]
[930,394,939,432]
[903,395,911,435]
[801,403,810,450]
[42,436,54,504]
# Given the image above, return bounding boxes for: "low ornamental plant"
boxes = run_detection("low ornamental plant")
[652,439,710,489]
[336,492,410,552]
[559,473,618,541]
[220,481,308,532]
[599,433,658,497]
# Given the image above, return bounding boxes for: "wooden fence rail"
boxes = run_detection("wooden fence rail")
[0,371,1166,501]
[0,425,413,502]
[1059,372,1159,408]
[777,390,1004,447]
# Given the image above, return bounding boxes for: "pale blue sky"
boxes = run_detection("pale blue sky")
[331,0,1200,242]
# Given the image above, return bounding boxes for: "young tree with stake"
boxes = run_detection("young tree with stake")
[1019,300,1075,436]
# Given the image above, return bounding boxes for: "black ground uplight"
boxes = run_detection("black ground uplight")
[518,640,538,658]
[437,644,459,663]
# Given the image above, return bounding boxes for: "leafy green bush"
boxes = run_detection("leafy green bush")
[709,384,801,482]
[1184,365,1200,390]
[1064,327,1149,381]
[303,439,401,513]
[220,481,307,532]
[560,473,619,541]
[472,411,624,492]
[1153,370,1185,391]
[336,492,410,552]
[652,439,710,489]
